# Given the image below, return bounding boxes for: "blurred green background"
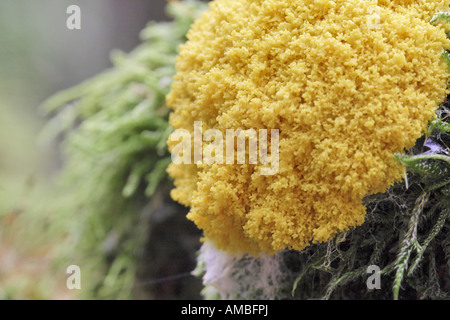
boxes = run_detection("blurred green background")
[0,0,179,299]
[0,0,169,206]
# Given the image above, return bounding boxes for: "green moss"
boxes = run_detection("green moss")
[41,0,208,299]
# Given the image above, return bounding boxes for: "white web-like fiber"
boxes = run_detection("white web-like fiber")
[196,241,293,300]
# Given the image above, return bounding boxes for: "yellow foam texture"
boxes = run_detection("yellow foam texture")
[166,0,450,255]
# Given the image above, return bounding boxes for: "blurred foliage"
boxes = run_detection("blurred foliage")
[0,101,63,299]
[38,0,208,299]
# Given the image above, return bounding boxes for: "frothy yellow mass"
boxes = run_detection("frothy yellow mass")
[166,0,450,255]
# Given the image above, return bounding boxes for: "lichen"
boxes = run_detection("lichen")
[167,0,450,255]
